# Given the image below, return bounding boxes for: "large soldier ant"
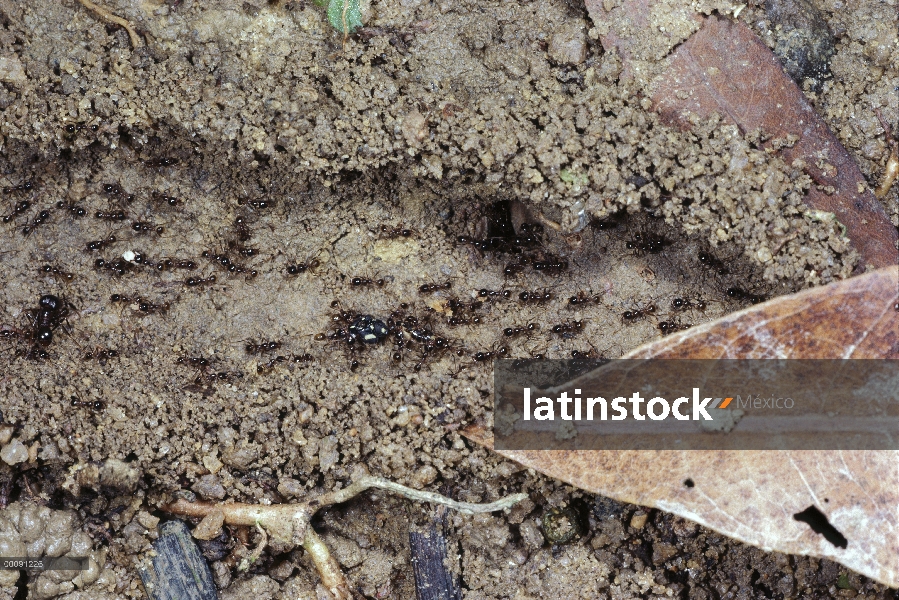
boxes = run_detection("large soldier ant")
[29,294,71,346]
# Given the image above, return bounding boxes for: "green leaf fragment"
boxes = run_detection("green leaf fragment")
[836,574,853,590]
[327,0,363,34]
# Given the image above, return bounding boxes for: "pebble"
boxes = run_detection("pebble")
[0,439,28,465]
[549,22,587,65]
[193,474,226,500]
[192,509,224,541]
[630,511,648,529]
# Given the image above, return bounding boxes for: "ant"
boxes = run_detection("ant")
[40,265,74,282]
[658,320,692,336]
[176,356,210,369]
[473,345,509,362]
[238,198,275,210]
[144,157,179,168]
[532,255,568,275]
[726,287,766,304]
[136,299,170,314]
[244,340,282,354]
[2,199,30,223]
[286,257,320,275]
[568,291,601,307]
[445,298,483,313]
[185,275,216,287]
[83,347,118,361]
[698,251,731,276]
[502,323,539,339]
[447,315,482,326]
[551,320,584,337]
[110,293,138,304]
[56,201,86,218]
[518,289,554,304]
[351,275,386,287]
[504,256,532,277]
[15,346,49,361]
[478,288,511,300]
[71,395,106,411]
[623,302,657,322]
[203,251,257,278]
[26,294,71,346]
[255,354,312,374]
[151,191,180,207]
[95,210,127,221]
[227,241,258,257]
[626,230,671,255]
[131,221,164,235]
[86,235,117,252]
[102,183,135,203]
[234,215,252,242]
[3,181,34,194]
[671,297,707,311]
[154,257,197,271]
[21,209,51,236]
[419,281,452,294]
[94,258,133,276]
[376,224,415,239]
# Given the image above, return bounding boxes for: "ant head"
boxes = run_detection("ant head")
[39,295,61,311]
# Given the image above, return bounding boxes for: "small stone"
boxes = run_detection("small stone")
[519,519,545,549]
[192,509,224,541]
[193,474,226,500]
[1,439,28,465]
[202,454,223,474]
[412,465,438,488]
[630,511,648,529]
[277,478,305,499]
[136,511,160,531]
[0,54,27,85]
[549,21,587,65]
[0,424,13,446]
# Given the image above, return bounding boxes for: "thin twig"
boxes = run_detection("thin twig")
[76,0,143,49]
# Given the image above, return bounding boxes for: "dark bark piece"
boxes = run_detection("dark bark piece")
[649,15,898,271]
[765,0,836,90]
[409,524,461,600]
[139,520,219,600]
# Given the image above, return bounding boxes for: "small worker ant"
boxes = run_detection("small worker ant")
[504,255,532,277]
[623,302,657,322]
[532,255,568,275]
[473,345,509,362]
[136,299,170,314]
[95,210,127,221]
[21,209,51,236]
[2,199,30,223]
[102,183,135,203]
[151,191,180,207]
[670,297,707,311]
[285,257,320,275]
[94,257,133,276]
[154,257,197,271]
[376,224,415,239]
[86,235,117,252]
[658,320,692,336]
[447,315,483,326]
[568,291,601,307]
[419,281,452,294]
[144,157,179,168]
[238,198,275,210]
[478,288,512,300]
[350,275,386,287]
[3,180,34,194]
[244,339,282,354]
[626,230,671,255]
[698,250,731,276]
[55,201,86,218]
[40,265,74,282]
[185,275,216,287]
[83,347,118,361]
[726,287,766,305]
[518,289,554,304]
[176,356,210,369]
[70,395,106,411]
[502,323,539,339]
[551,320,585,337]
[131,221,164,235]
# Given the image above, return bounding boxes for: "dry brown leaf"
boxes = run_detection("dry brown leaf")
[586,1,899,270]
[465,266,899,587]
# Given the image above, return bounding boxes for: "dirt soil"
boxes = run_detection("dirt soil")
[0,0,895,598]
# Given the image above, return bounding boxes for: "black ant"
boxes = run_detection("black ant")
[532,255,568,275]
[238,198,275,210]
[228,241,259,257]
[445,298,483,313]
[86,235,117,252]
[144,157,179,168]
[185,275,216,287]
[94,258,133,276]
[102,183,135,203]
[195,371,243,385]
[21,209,51,236]
[623,303,657,322]
[504,256,532,277]
[447,315,483,326]
[2,199,30,223]
[671,297,707,311]
[110,293,138,304]
[244,340,282,354]
[551,320,584,337]
[3,181,34,194]
[286,257,320,275]
[569,291,601,306]
[15,346,49,361]
[256,355,289,373]
[503,323,539,339]
[726,287,766,304]
[698,251,731,276]
[376,224,415,239]
[518,289,554,304]
[40,265,74,281]
[658,320,692,336]
[473,345,509,362]
[152,191,180,207]
[27,294,71,346]
[626,230,670,255]
[419,281,452,294]
[95,210,127,221]
[83,347,118,361]
[589,211,625,231]
[154,257,197,271]
[71,395,106,411]
[203,251,257,278]
[234,215,252,241]
[131,221,164,235]
[136,299,170,314]
[351,275,386,287]
[55,201,86,218]
[176,356,210,369]
[478,288,512,300]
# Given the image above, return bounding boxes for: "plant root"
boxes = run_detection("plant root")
[76,0,143,49]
